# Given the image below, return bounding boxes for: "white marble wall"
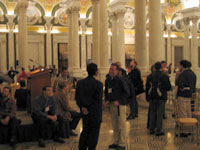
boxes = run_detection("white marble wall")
[1,30,200,77]
[0,34,7,73]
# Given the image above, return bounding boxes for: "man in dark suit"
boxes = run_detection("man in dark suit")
[128,60,144,118]
[75,63,103,150]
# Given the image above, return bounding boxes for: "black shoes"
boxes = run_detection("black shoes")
[149,130,155,135]
[116,145,125,150]
[109,144,119,148]
[175,133,188,137]
[54,138,65,143]
[38,139,46,147]
[108,144,125,149]
[69,130,78,136]
[155,132,165,136]
[9,136,17,147]
[149,130,165,136]
[127,115,135,120]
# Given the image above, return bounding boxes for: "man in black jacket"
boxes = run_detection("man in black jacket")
[176,60,195,118]
[146,62,171,136]
[105,63,129,150]
[128,60,144,117]
[75,63,103,150]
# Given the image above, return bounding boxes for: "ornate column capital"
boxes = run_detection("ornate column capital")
[190,16,199,23]
[80,18,88,32]
[166,24,171,31]
[44,16,53,31]
[70,5,80,12]
[115,9,126,17]
[182,17,190,25]
[6,14,16,30]
[66,8,72,15]
[16,0,28,13]
[110,12,117,21]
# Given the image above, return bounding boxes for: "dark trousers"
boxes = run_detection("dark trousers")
[149,100,165,132]
[135,97,138,116]
[79,116,101,150]
[147,106,150,129]
[0,117,18,138]
[128,97,137,117]
[69,111,81,130]
[32,114,63,140]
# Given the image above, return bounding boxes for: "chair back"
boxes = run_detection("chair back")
[191,93,199,112]
[171,95,180,121]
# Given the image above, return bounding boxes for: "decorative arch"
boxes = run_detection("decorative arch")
[85,5,92,18]
[0,0,7,14]
[52,2,62,17]
[171,12,184,32]
[14,0,45,16]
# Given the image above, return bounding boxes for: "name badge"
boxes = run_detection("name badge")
[45,106,50,112]
[108,88,112,94]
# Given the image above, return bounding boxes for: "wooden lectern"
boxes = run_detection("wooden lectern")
[27,69,51,112]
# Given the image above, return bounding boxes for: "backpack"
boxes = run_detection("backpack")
[148,74,163,100]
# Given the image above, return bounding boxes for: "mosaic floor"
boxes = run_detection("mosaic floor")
[0,98,200,150]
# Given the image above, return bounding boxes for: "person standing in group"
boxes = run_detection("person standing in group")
[145,64,156,129]
[128,60,144,118]
[176,60,195,118]
[75,63,103,150]
[116,61,127,77]
[105,63,130,150]
[146,62,171,136]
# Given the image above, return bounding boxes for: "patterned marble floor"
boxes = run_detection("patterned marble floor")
[1,99,200,150]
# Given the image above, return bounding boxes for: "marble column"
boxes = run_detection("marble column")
[135,0,149,73]
[6,15,16,69]
[116,9,126,68]
[190,17,199,69]
[80,18,87,73]
[0,37,7,73]
[16,0,28,70]
[92,0,100,66]
[183,18,190,60]
[166,24,172,65]
[99,0,109,82]
[110,12,117,64]
[66,9,72,72]
[44,16,53,67]
[71,6,82,77]
[149,0,164,66]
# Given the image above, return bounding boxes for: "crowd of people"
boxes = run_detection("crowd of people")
[0,59,197,150]
[0,65,81,148]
